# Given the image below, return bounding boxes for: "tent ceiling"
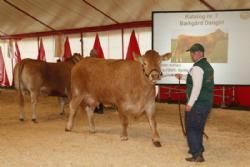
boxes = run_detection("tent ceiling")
[0,0,250,39]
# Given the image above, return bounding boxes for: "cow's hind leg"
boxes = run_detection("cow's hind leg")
[30,92,38,123]
[145,107,161,147]
[18,90,25,122]
[65,95,82,131]
[85,106,95,133]
[118,111,129,141]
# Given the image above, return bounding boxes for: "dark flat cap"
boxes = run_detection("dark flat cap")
[186,43,205,53]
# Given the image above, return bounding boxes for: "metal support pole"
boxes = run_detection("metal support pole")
[80,33,84,57]
[220,86,226,108]
[232,86,236,105]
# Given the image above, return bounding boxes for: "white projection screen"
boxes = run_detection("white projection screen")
[153,10,250,85]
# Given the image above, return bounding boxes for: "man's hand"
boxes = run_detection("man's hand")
[175,73,183,80]
[185,105,192,112]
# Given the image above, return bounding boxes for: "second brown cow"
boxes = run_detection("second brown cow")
[13,53,82,122]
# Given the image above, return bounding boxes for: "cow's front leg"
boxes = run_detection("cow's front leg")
[85,106,95,133]
[145,107,161,147]
[118,111,128,141]
[19,91,25,121]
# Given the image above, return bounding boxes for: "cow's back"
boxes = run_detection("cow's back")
[18,59,72,96]
[71,59,155,107]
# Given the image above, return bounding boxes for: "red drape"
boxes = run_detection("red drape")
[63,36,72,61]
[37,39,46,61]
[0,46,10,87]
[235,86,250,107]
[11,41,22,86]
[159,85,250,107]
[93,34,104,59]
[126,30,141,60]
[14,41,22,65]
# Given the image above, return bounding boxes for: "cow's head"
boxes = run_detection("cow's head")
[133,50,171,83]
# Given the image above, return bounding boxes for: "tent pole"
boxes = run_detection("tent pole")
[121,29,124,59]
[80,33,84,57]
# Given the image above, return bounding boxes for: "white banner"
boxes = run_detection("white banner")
[153,10,250,85]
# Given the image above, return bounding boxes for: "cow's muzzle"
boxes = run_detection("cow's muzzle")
[144,69,162,82]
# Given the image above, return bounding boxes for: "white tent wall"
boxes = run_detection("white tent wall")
[81,27,151,60]
[0,27,151,85]
[42,36,59,63]
[124,27,152,56]
[0,41,13,84]
[68,34,82,56]
[18,38,38,60]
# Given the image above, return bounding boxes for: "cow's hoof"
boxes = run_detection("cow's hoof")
[153,141,162,147]
[94,110,104,114]
[120,136,128,141]
[89,129,96,134]
[32,119,38,123]
[19,118,24,122]
[60,112,65,116]
[65,128,71,132]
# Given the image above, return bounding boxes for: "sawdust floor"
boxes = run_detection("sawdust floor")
[0,89,250,167]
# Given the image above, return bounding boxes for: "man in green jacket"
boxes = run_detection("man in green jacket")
[175,43,214,162]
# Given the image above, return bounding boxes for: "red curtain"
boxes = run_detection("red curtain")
[126,30,141,60]
[210,86,250,107]
[93,34,104,59]
[63,36,72,61]
[0,46,10,87]
[235,86,250,107]
[213,86,224,106]
[10,41,22,86]
[37,39,46,61]
[159,85,250,107]
[14,41,22,65]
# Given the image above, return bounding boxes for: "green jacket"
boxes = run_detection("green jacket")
[186,58,214,106]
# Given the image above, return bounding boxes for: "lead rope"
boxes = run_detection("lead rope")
[142,65,161,78]
[178,78,187,137]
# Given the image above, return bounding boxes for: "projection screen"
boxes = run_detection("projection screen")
[153,10,250,85]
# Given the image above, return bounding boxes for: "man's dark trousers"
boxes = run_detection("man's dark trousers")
[185,103,211,157]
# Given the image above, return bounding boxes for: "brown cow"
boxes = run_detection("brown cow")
[65,50,171,147]
[13,53,82,122]
[173,28,227,62]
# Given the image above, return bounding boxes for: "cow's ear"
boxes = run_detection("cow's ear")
[161,52,172,61]
[133,52,143,64]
